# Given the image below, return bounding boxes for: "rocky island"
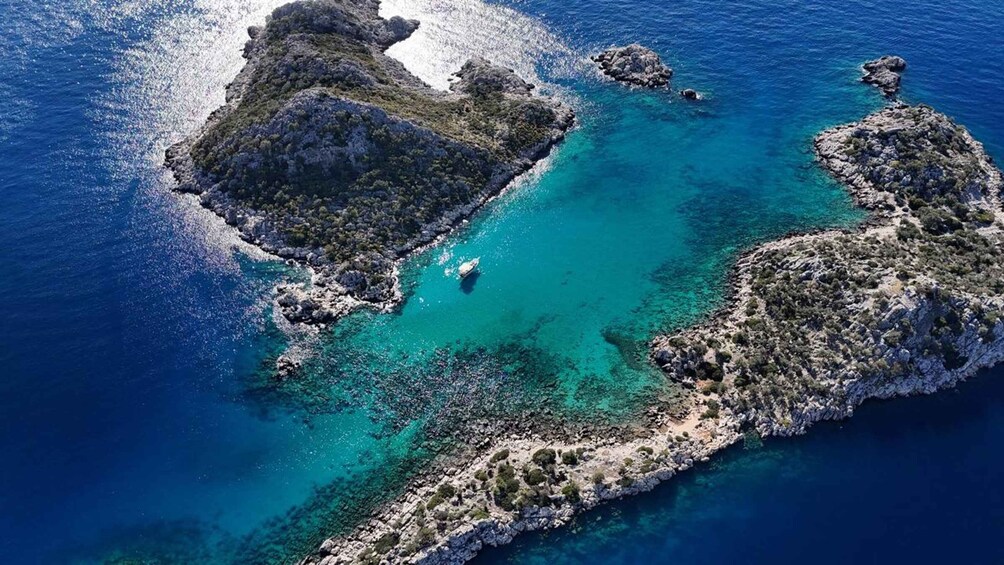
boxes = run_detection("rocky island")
[862,55,907,97]
[305,98,1004,563]
[591,44,672,88]
[166,0,573,327]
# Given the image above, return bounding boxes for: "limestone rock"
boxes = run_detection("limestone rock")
[592,44,672,88]
[451,57,534,96]
[862,55,907,97]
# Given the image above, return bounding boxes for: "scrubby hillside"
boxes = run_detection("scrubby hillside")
[168,0,572,317]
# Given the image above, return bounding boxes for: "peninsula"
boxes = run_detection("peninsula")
[166,0,573,328]
[307,104,1004,564]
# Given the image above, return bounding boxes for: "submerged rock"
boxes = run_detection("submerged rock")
[274,353,302,380]
[862,55,907,97]
[592,44,672,88]
[680,88,700,100]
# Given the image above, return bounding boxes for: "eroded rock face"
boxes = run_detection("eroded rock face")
[862,55,907,97]
[592,44,672,87]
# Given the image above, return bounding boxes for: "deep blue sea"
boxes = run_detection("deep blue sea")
[1,0,1002,563]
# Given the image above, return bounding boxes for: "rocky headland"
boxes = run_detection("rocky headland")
[862,55,907,97]
[303,99,1004,563]
[166,0,573,332]
[592,44,672,88]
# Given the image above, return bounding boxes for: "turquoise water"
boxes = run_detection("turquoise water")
[2,0,1002,563]
[302,81,863,432]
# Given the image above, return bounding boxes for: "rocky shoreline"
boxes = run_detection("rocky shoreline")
[165,0,573,349]
[302,98,1004,563]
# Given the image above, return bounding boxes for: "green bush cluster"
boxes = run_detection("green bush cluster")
[531,448,557,467]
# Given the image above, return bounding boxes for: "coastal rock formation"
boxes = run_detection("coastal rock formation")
[451,57,535,96]
[862,55,907,97]
[304,103,1004,564]
[166,0,573,326]
[655,104,1003,437]
[592,44,672,88]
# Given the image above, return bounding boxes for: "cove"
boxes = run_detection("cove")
[1,0,1002,563]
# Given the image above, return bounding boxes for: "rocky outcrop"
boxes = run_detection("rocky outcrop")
[451,57,535,96]
[305,103,1004,564]
[307,402,740,565]
[862,55,907,97]
[592,44,672,88]
[166,0,573,331]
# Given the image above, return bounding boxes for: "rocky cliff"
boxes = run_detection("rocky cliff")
[166,0,573,325]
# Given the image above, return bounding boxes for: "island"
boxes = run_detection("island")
[591,44,672,88]
[166,0,573,329]
[862,55,907,97]
[306,105,1003,564]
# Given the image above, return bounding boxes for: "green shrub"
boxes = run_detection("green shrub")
[561,481,581,503]
[531,448,556,467]
[426,494,444,510]
[373,532,399,554]
[436,483,457,500]
[417,527,436,548]
[524,468,547,486]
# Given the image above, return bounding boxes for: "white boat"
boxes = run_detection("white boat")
[458,257,480,279]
